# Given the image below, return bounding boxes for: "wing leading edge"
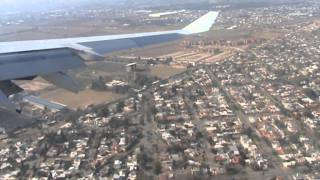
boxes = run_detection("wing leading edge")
[0,11,219,54]
[0,11,219,111]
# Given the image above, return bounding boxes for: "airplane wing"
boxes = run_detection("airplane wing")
[0,11,219,111]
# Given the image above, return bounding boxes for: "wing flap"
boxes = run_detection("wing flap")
[0,48,86,81]
[41,72,80,93]
[0,80,23,96]
[0,11,220,111]
[0,11,219,54]
[80,33,182,54]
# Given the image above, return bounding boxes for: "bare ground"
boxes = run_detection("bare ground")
[39,89,124,109]
[150,65,186,79]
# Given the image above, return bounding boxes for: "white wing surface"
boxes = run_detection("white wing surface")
[0,11,219,111]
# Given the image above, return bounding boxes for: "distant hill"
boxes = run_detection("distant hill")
[124,0,300,5]
[0,0,303,14]
[122,0,303,9]
[0,0,123,14]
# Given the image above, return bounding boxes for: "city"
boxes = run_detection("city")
[1,0,320,179]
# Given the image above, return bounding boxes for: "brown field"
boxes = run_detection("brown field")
[251,31,283,40]
[0,18,181,41]
[18,81,51,92]
[111,41,184,57]
[39,89,124,109]
[301,19,320,32]
[150,65,186,79]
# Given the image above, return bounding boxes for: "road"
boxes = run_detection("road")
[203,65,290,178]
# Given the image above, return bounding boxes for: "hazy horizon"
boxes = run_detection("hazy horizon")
[0,0,297,14]
[0,0,124,14]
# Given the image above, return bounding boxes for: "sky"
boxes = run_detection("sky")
[0,0,209,13]
[0,0,292,14]
[0,0,123,13]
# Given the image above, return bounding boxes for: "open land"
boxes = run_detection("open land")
[1,1,320,179]
[150,65,186,79]
[39,89,125,109]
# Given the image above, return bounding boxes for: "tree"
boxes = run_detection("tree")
[289,134,300,144]
[138,152,149,169]
[196,131,203,139]
[226,165,240,175]
[154,161,162,175]
[172,86,178,95]
[116,101,125,113]
[303,88,318,100]
[243,127,253,137]
[213,48,222,55]
[91,76,107,91]
[167,144,185,153]
[97,107,110,117]
[164,57,173,65]
[7,156,18,168]
[18,162,29,176]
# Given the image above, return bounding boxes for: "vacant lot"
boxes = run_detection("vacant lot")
[150,65,186,79]
[40,89,124,109]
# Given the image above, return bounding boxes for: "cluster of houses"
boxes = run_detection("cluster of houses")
[110,153,139,180]
[150,68,272,177]
[252,114,320,169]
[0,93,143,179]
[206,23,320,177]
[191,69,233,118]
[0,139,39,179]
[219,4,318,30]
[153,77,204,162]
[255,32,320,131]
[211,56,280,115]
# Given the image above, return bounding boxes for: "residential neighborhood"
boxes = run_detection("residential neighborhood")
[1,0,320,179]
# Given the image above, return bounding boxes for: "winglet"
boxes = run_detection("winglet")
[180,11,219,35]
